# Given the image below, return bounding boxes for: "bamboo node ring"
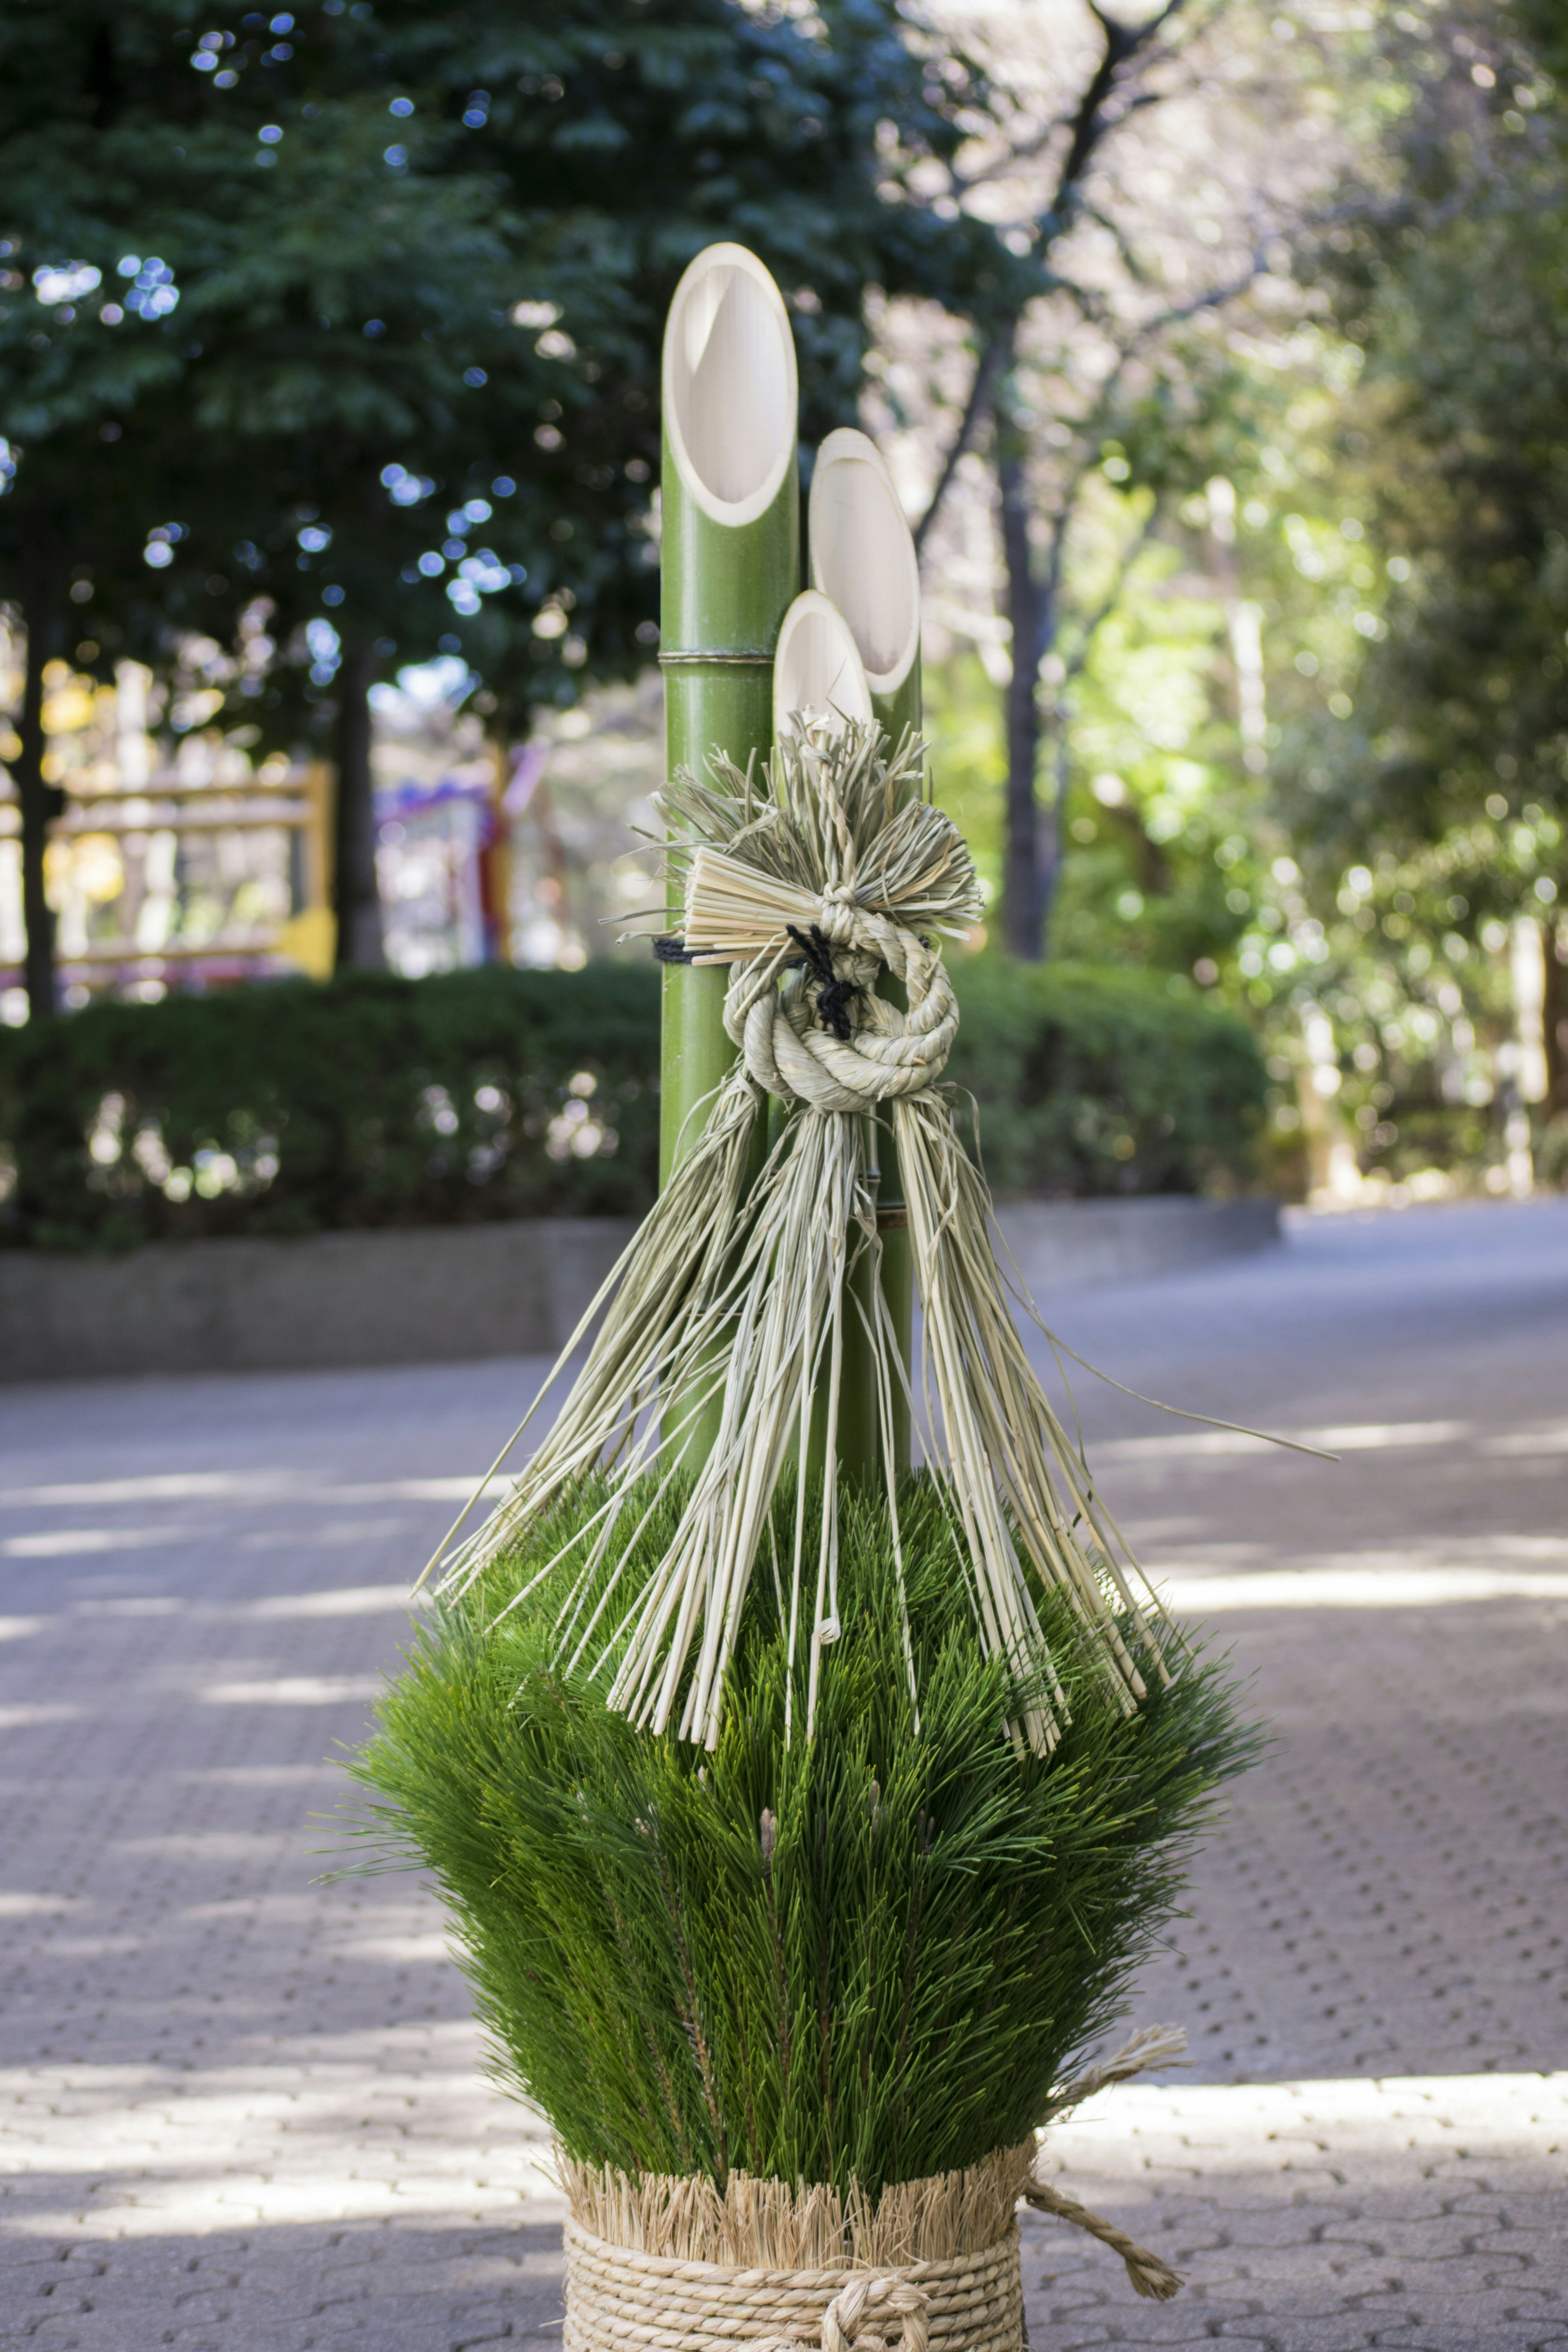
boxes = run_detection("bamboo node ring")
[659,649,776,666]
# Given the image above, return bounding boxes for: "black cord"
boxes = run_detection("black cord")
[660,923,862,1042]
[784,923,861,1042]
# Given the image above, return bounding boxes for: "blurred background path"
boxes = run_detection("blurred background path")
[0,1199,1564,2350]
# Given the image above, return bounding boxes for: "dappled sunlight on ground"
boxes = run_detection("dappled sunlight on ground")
[0,1199,1564,2346]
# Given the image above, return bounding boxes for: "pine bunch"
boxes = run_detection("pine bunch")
[349,1476,1256,2200]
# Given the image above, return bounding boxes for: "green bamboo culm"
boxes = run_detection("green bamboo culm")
[658,243,800,1188]
[349,1474,1257,2202]
[808,431,924,1480]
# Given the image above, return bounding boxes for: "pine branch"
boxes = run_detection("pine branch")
[345,1478,1261,2196]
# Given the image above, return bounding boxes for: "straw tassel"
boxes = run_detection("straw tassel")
[430,720,1178,1752]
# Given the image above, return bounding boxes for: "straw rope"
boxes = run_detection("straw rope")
[562,2217,1018,2352]
[1043,2021,1190,2121]
[1018,2178,1182,2303]
[564,2214,1021,2352]
[427,718,1183,1755]
[561,2085,1189,2352]
[722,898,958,1116]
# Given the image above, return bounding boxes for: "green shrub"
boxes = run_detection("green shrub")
[947,960,1267,1199]
[0,965,661,1251]
[0,957,1269,1251]
[348,1474,1254,2198]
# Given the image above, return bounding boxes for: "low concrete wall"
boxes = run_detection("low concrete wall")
[0,1218,637,1382]
[0,1197,1277,1383]
[994,1194,1280,1297]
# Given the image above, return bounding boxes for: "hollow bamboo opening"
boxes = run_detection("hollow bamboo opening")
[663,245,798,526]
[773,591,873,737]
[808,428,920,694]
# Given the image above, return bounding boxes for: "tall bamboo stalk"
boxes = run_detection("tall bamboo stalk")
[660,246,799,1466]
[810,429,922,745]
[771,592,882,1488]
[808,430,924,1478]
[659,244,799,1185]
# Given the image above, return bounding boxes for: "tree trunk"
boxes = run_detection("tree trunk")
[1545,915,1568,1117]
[15,524,62,1021]
[997,449,1056,961]
[1038,700,1069,950]
[332,637,385,971]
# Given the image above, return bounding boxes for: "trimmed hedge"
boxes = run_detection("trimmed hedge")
[0,960,1265,1252]
[0,967,662,1252]
[946,961,1267,1201]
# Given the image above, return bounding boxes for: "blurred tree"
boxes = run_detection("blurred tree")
[889,2,1568,1193]
[1276,1,1568,1111]
[879,0,1320,960]
[0,0,254,1015]
[1512,0,1568,82]
[0,0,1024,1002]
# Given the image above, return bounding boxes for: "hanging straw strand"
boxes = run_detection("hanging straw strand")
[432,720,1179,1753]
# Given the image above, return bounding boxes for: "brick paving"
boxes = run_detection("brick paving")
[0,1198,1564,2349]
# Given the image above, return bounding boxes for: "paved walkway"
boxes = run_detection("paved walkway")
[0,1200,1564,2349]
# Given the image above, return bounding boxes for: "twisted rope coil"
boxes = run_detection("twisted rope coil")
[562,2217,1021,2352]
[668,722,971,1119]
[562,2129,1184,2352]
[724,904,957,1117]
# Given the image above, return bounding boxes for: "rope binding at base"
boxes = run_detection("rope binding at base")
[561,2187,1179,2352]
[561,2213,1021,2352]
[560,2035,1190,2352]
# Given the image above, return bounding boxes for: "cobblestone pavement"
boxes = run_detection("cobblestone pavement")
[0,1199,1564,2350]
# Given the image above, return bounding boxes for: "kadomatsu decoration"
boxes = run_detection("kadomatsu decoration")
[351,243,1258,2351]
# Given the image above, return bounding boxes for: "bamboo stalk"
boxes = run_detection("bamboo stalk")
[771,589,874,736]
[809,428,922,746]
[808,430,924,1479]
[769,591,881,1486]
[659,243,800,1186]
[659,245,799,1469]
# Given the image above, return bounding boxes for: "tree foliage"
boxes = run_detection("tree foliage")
[1259,2,1568,1129]
[0,0,1024,993]
[913,2,1568,1192]
[1285,5,1568,871]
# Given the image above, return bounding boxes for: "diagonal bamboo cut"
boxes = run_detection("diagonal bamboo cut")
[658,242,799,1188]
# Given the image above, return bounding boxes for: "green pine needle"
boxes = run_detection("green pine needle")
[345,1474,1259,2200]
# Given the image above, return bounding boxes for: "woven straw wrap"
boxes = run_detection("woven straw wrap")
[560,2091,1186,2352]
[563,2218,1023,2352]
[563,2145,1029,2352]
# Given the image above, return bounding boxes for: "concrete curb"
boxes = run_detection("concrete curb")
[0,1197,1278,1383]
[993,1194,1281,1297]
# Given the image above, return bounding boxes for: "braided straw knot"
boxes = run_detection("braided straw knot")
[751,2273,929,2352]
[819,2271,929,2352]
[725,905,958,1117]
[815,880,861,945]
